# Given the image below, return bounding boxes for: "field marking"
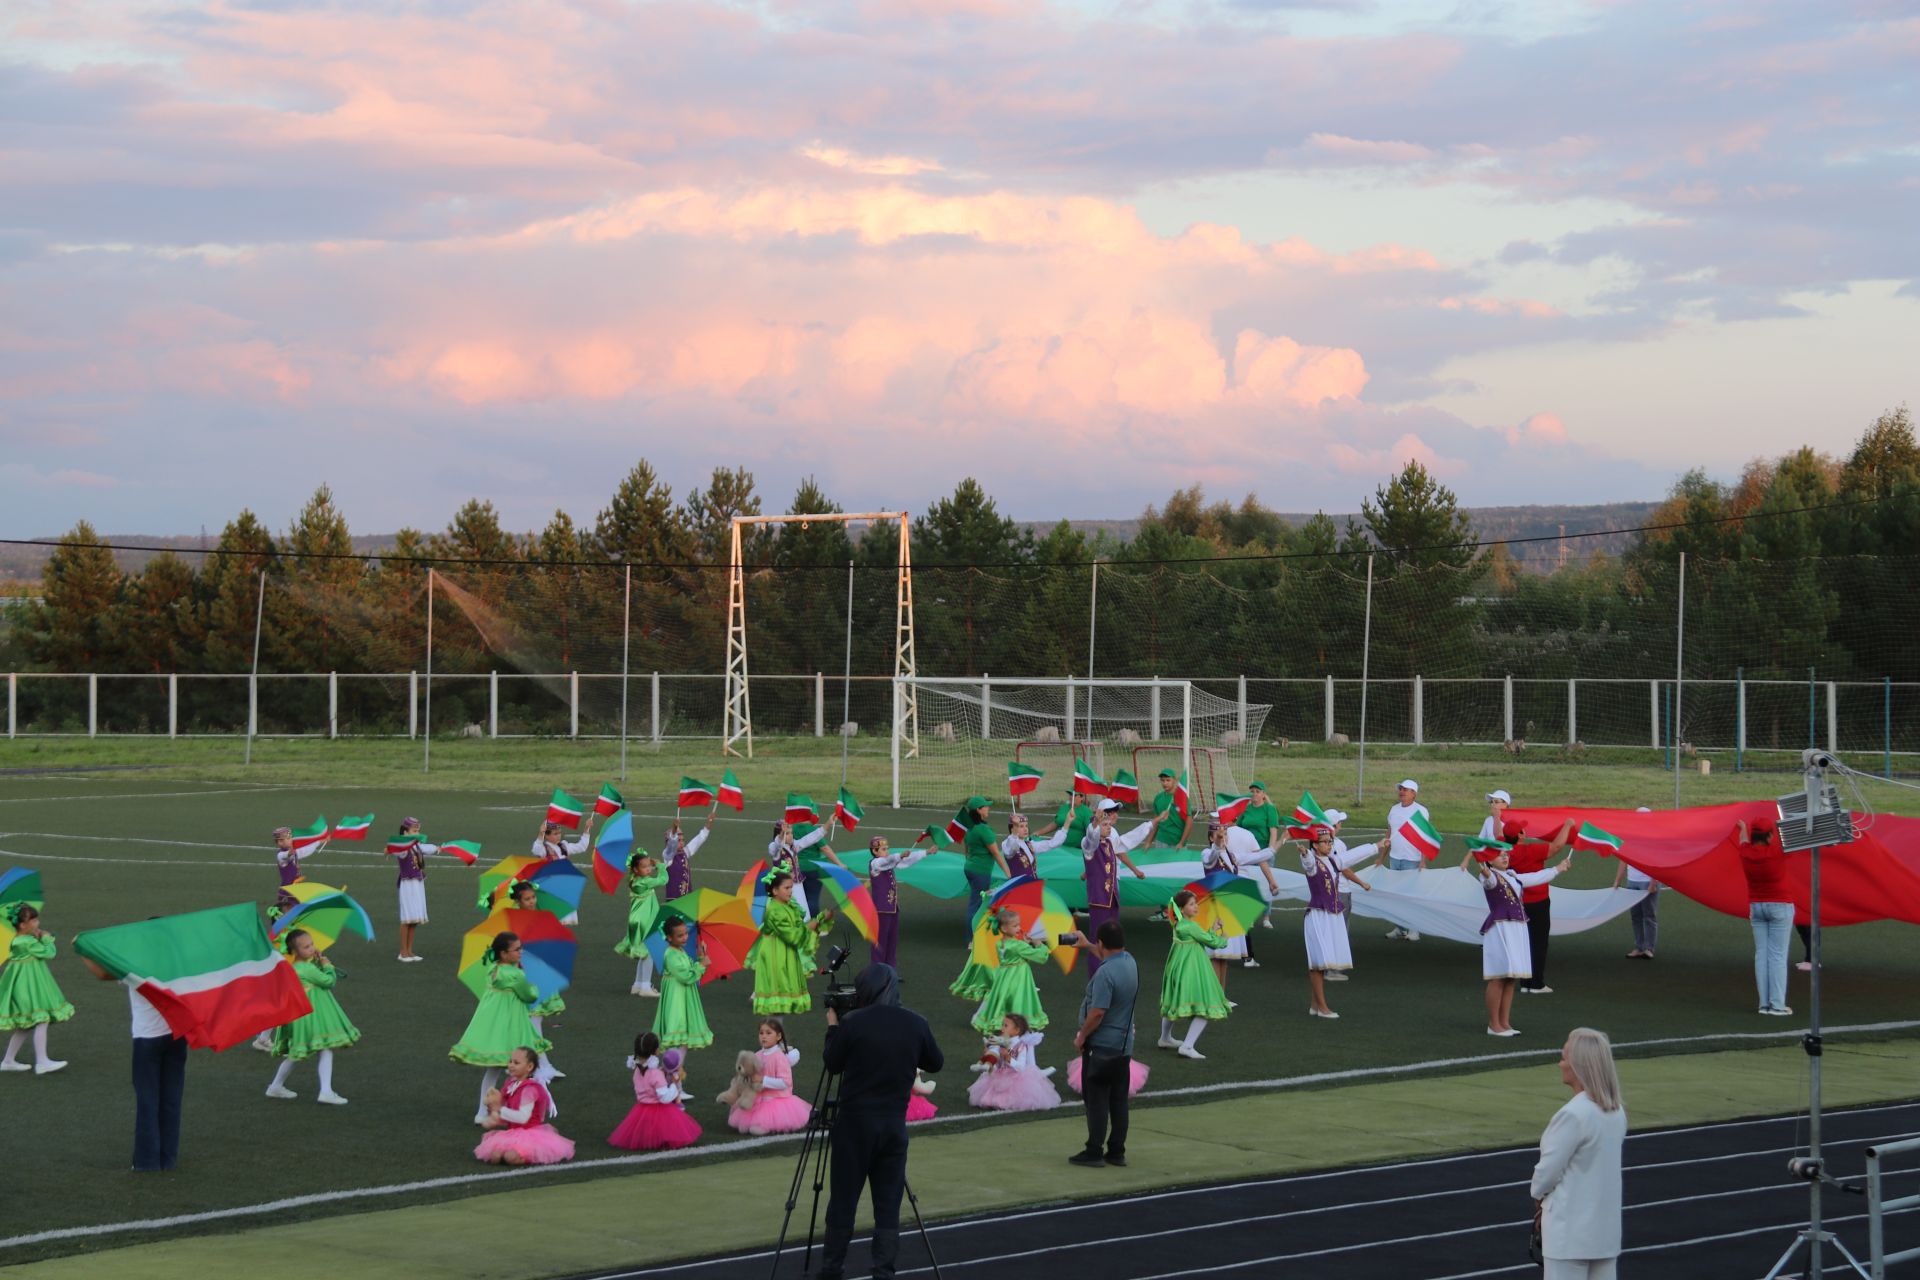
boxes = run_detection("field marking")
[0,786,297,805]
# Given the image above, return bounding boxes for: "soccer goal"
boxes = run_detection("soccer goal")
[891,677,1268,809]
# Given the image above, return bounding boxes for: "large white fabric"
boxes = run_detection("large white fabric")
[1532,1092,1627,1262]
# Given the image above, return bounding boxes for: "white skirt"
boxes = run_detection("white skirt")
[1216,932,1249,960]
[1303,910,1352,971]
[397,879,429,925]
[1482,921,1531,979]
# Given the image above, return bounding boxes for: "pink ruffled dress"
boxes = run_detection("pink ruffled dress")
[608,1059,704,1151]
[1066,1055,1150,1097]
[905,1074,938,1122]
[967,1034,1062,1112]
[474,1078,575,1164]
[727,1046,812,1135]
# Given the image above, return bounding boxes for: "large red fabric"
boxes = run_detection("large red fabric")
[1507,803,1920,927]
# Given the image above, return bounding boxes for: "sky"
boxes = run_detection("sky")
[0,0,1915,538]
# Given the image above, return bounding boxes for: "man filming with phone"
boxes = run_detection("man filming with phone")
[819,963,944,1280]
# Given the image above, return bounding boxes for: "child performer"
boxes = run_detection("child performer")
[1475,837,1573,1036]
[264,928,357,1105]
[746,871,832,1015]
[1080,800,1152,975]
[1299,823,1374,1019]
[967,1013,1061,1111]
[1156,890,1231,1060]
[271,824,320,914]
[450,932,552,1123]
[662,810,716,902]
[388,817,444,963]
[608,1031,702,1151]
[653,919,714,1050]
[726,1017,811,1135]
[1002,810,1070,879]
[866,835,930,969]
[504,880,569,1081]
[1200,818,1255,975]
[615,851,670,995]
[906,1072,939,1122]
[0,904,72,1075]
[971,909,1052,1035]
[532,821,589,925]
[766,819,833,916]
[475,1046,574,1165]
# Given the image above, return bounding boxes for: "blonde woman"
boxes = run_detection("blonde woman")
[1530,1027,1627,1279]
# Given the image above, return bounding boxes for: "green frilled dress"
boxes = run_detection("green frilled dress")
[1159,917,1231,1021]
[274,959,360,1059]
[450,961,552,1066]
[746,898,821,1015]
[0,934,74,1030]
[615,868,670,958]
[652,947,713,1049]
[971,937,1052,1034]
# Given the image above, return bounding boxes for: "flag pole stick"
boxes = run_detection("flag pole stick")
[840,559,854,792]
[620,561,633,784]
[423,567,435,774]
[244,567,266,767]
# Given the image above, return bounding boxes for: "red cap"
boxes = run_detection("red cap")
[1308,823,1334,842]
[1501,819,1527,843]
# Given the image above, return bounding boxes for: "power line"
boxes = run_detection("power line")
[0,488,1904,574]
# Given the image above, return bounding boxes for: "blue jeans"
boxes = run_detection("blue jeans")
[1750,902,1794,1010]
[1388,856,1421,872]
[1629,885,1659,952]
[964,870,992,937]
[132,1034,188,1171]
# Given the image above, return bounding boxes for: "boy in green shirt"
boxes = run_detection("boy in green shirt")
[1150,770,1192,848]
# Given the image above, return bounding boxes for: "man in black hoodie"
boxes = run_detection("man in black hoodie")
[819,963,944,1280]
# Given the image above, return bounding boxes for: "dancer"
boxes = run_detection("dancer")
[1080,800,1152,975]
[474,1046,574,1165]
[971,909,1052,1034]
[1155,891,1231,1060]
[505,879,569,1081]
[906,1072,939,1122]
[0,904,72,1075]
[653,918,713,1050]
[1475,839,1573,1036]
[387,817,444,962]
[608,1031,702,1151]
[1002,810,1070,880]
[662,810,716,901]
[746,871,832,1015]
[1150,769,1193,849]
[766,819,833,916]
[959,797,1013,934]
[1200,818,1255,974]
[866,835,930,969]
[263,928,356,1105]
[531,821,588,925]
[1383,780,1430,940]
[615,851,670,995]
[450,932,552,1123]
[1299,823,1374,1019]
[271,825,320,914]
[967,1013,1061,1111]
[725,1017,811,1135]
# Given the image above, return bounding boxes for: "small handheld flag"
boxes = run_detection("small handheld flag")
[1292,791,1328,827]
[677,777,717,809]
[1214,792,1253,824]
[717,768,745,812]
[1572,821,1623,855]
[784,794,821,826]
[1398,812,1444,859]
[917,826,954,850]
[834,787,865,831]
[384,835,420,855]
[1007,761,1045,797]
[332,814,374,841]
[594,784,625,817]
[1072,758,1108,797]
[944,808,971,843]
[1465,836,1512,863]
[441,839,482,866]
[546,788,586,830]
[289,818,329,851]
[1107,770,1140,808]
[1174,771,1190,819]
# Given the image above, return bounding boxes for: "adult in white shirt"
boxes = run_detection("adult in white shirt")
[83,956,188,1172]
[1614,805,1659,958]
[1531,1027,1628,1278]
[1383,779,1429,941]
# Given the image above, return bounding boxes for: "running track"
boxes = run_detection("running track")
[585,1100,1920,1280]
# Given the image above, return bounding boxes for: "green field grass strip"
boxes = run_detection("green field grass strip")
[7,1036,1918,1276]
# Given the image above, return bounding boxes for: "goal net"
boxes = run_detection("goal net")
[892,678,1268,810]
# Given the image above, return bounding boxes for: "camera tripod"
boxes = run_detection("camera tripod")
[768,1058,941,1279]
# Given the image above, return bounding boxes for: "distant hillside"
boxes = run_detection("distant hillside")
[0,503,1659,585]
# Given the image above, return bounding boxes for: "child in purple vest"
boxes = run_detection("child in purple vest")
[865,835,929,969]
[1475,840,1572,1037]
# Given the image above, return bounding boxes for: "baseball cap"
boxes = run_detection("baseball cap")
[1398,779,1419,793]
[1486,789,1512,804]
[1324,809,1349,825]
[1096,798,1122,811]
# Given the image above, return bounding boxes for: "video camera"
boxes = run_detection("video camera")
[818,943,858,1014]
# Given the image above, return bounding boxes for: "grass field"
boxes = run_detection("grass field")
[2,736,1916,1268]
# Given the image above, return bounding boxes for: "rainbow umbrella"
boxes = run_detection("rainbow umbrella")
[0,869,43,953]
[971,875,1078,972]
[269,882,375,952]
[1182,869,1268,938]
[658,888,759,986]
[476,855,543,910]
[458,909,577,1003]
[593,810,634,895]
[805,860,878,942]
[486,859,588,917]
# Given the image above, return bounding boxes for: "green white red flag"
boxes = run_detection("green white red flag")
[717,768,745,812]
[1072,759,1108,797]
[441,840,482,865]
[1465,835,1512,863]
[785,794,821,826]
[678,777,716,808]
[1398,812,1444,859]
[944,808,971,842]
[384,835,419,855]
[594,784,625,817]
[1007,762,1045,797]
[546,788,586,830]
[1572,822,1623,855]
[73,903,311,1051]
[289,817,329,851]
[1214,792,1252,824]
[917,826,954,850]
[1292,792,1329,827]
[331,814,374,841]
[1174,771,1191,819]
[834,788,865,831]
[1107,770,1140,807]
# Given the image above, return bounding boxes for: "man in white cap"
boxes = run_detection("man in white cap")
[1382,780,1429,940]
[1479,790,1511,842]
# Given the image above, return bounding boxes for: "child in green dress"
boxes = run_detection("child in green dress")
[264,928,358,1105]
[0,904,73,1076]
[450,932,552,1123]
[653,918,714,1049]
[746,872,832,1016]
[1156,891,1231,1061]
[971,909,1052,1035]
[505,880,568,1081]
[616,852,670,997]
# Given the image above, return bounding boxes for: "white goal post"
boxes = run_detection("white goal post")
[890,676,1269,809]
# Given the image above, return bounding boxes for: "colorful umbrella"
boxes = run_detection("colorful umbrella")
[971,875,1078,972]
[804,860,878,942]
[593,809,635,895]
[476,855,543,910]
[658,888,759,985]
[0,868,43,954]
[269,882,375,952]
[458,909,577,1003]
[481,859,588,916]
[1182,869,1267,938]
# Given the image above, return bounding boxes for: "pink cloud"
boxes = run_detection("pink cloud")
[1507,411,1569,447]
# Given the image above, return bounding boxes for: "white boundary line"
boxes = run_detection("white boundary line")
[0,786,298,805]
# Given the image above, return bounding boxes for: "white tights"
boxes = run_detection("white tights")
[269,1049,336,1094]
[1160,1017,1209,1049]
[2,1024,51,1065]
[634,957,655,987]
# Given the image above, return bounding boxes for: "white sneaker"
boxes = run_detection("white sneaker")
[1384,927,1404,940]
[637,986,660,999]
[1040,1066,1057,1078]
[1156,1034,1179,1051]
[1405,930,1421,941]
[0,1061,29,1073]
[630,983,646,995]
[1767,1006,1794,1016]
[33,1060,66,1075]
[317,1091,349,1106]
[1487,1028,1520,1037]
[1176,1044,1206,1060]
[1308,1008,1340,1019]
[1226,1000,1239,1011]
[1521,986,1554,995]
[266,1085,298,1099]
[1260,916,1275,930]
[1241,958,1261,969]
[1796,961,1814,972]
[1325,971,1349,981]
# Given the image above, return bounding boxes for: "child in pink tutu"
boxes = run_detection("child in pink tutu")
[967,1013,1061,1112]
[721,1017,811,1135]
[905,1071,938,1122]
[1066,1054,1149,1098]
[608,1032,703,1152]
[474,1046,575,1166]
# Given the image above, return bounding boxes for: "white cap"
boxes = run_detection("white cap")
[1397,779,1419,793]
[1324,809,1348,826]
[1635,806,1652,813]
[1486,789,1512,804]
[1096,798,1122,811]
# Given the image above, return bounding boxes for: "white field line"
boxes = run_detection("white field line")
[5,1046,1918,1253]
[0,786,298,805]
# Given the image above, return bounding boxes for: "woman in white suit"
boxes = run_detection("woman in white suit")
[1531,1026,1627,1278]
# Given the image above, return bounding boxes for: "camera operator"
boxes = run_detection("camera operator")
[819,963,944,1280]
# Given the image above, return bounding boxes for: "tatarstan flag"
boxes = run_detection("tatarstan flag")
[1572,821,1623,855]
[1465,836,1513,863]
[73,904,311,1051]
[594,783,625,817]
[1072,759,1108,797]
[441,839,482,865]
[1008,762,1045,797]
[1292,792,1329,827]
[717,768,745,812]
[1398,811,1444,859]
[289,817,329,851]
[785,794,821,826]
[678,777,716,808]
[917,826,954,850]
[384,835,419,856]
[332,815,374,841]
[1107,770,1140,807]
[1214,792,1253,824]
[944,807,971,843]
[834,788,865,831]
[1174,771,1191,819]
[546,788,586,830]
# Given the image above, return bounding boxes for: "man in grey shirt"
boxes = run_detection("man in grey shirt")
[1067,919,1138,1167]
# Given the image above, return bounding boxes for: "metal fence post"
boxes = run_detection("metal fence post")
[815,672,825,738]
[329,671,338,739]
[1149,677,1161,740]
[651,672,661,744]
[1566,679,1577,745]
[1502,674,1513,742]
[167,673,177,739]
[1736,667,1745,770]
[1412,675,1423,745]
[981,674,992,740]
[409,672,418,738]
[7,672,15,738]
[1886,676,1894,779]
[1064,677,1075,742]
[1828,682,1839,753]
[89,673,98,737]
[1324,675,1334,742]
[1650,680,1660,749]
[570,670,580,739]
[1237,675,1248,739]
[489,671,499,738]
